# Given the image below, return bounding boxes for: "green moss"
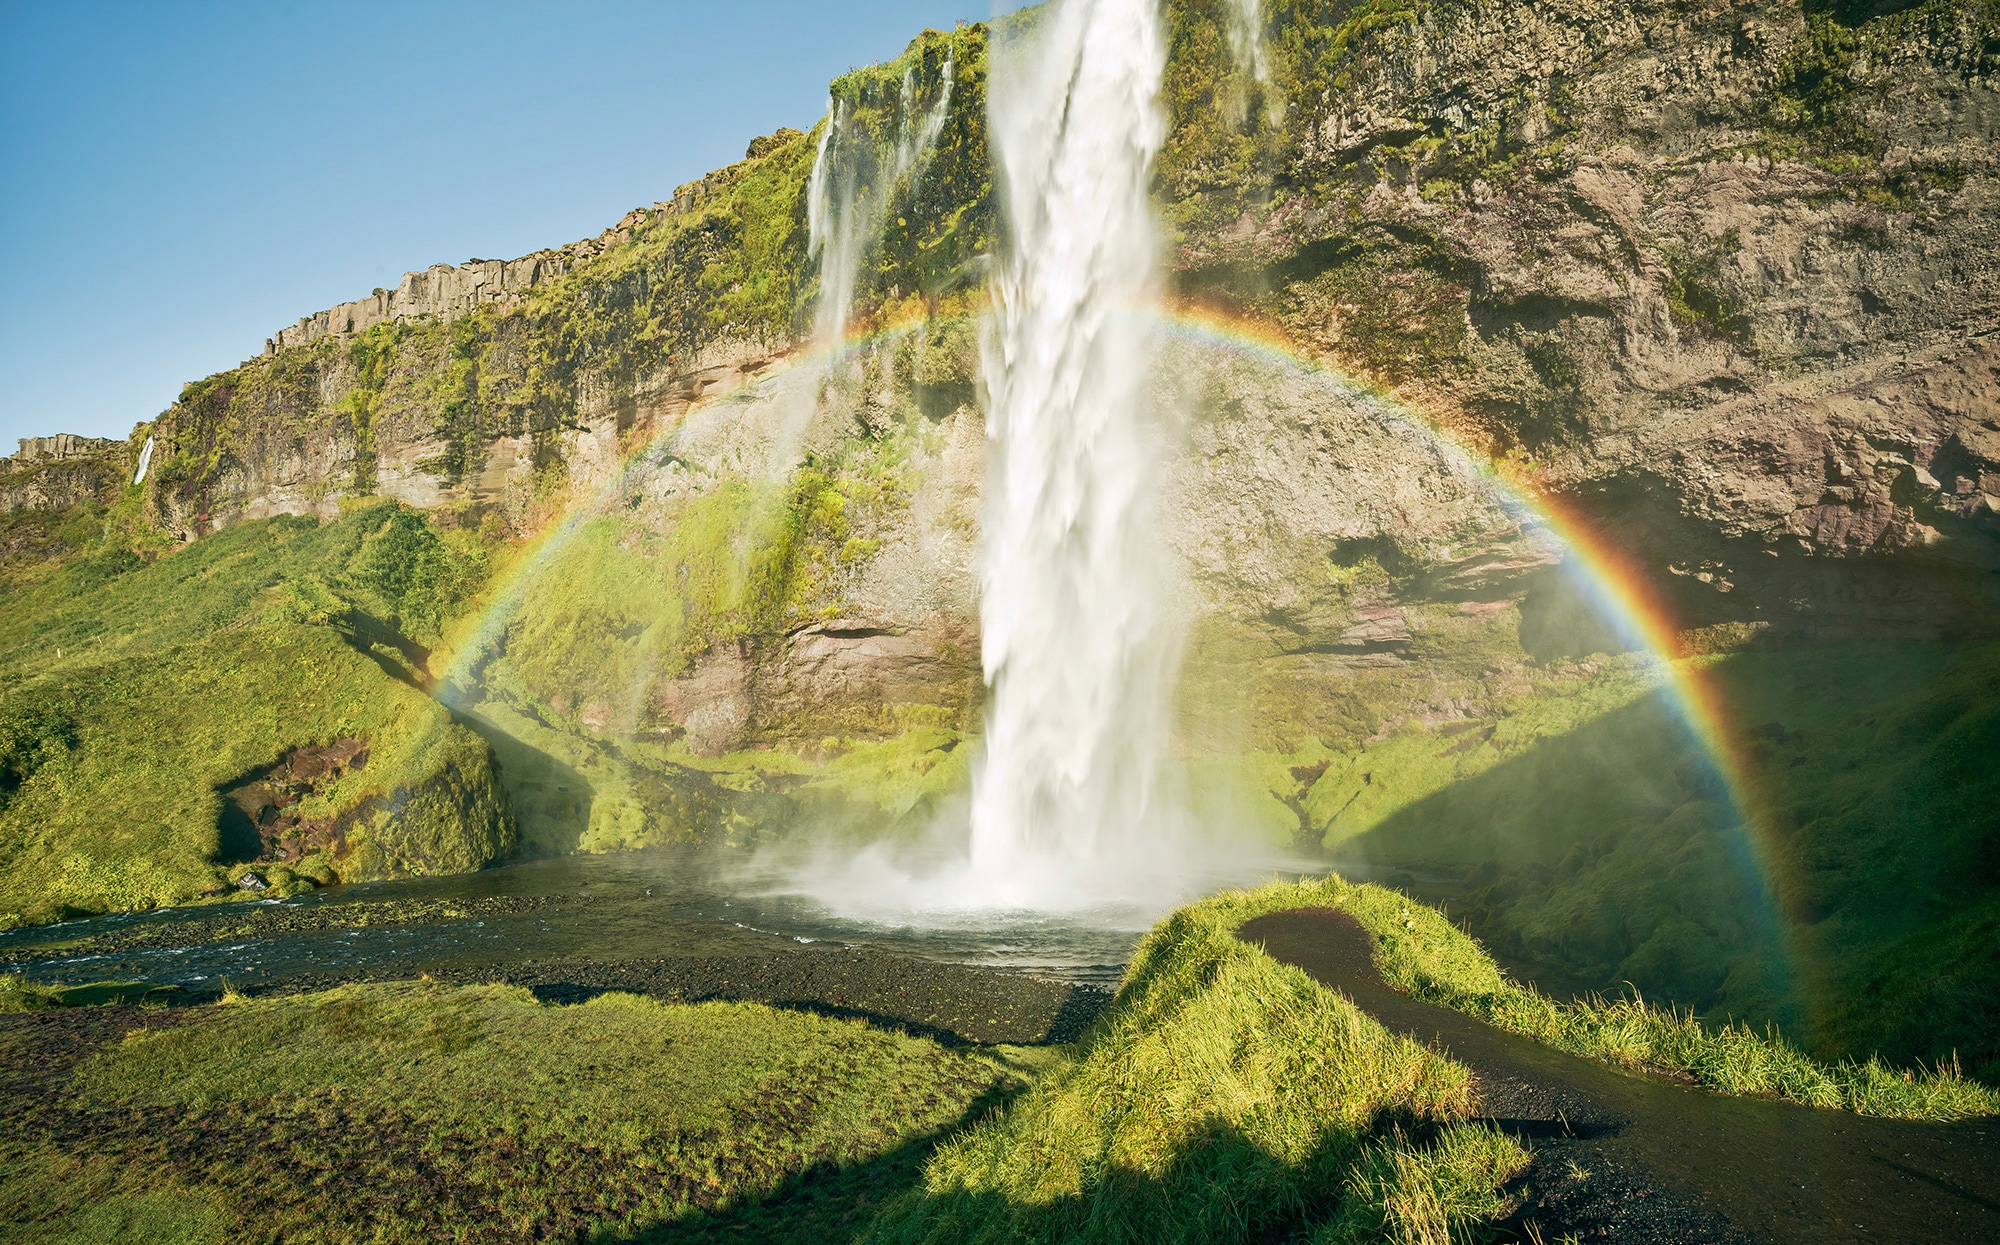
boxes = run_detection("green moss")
[5,983,1011,1243]
[1161,0,1435,240]
[1266,230,1473,384]
[862,879,1518,1245]
[0,624,511,926]
[1754,0,2000,191]
[1662,230,1753,346]
[828,26,996,315]
[0,505,515,927]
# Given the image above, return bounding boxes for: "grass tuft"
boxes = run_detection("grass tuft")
[1251,876,2000,1121]
[862,885,1523,1244]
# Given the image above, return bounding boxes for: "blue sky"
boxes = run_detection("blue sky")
[0,1,981,447]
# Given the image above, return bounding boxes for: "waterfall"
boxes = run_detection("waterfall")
[967,0,1187,907]
[806,49,955,350]
[1226,0,1271,86]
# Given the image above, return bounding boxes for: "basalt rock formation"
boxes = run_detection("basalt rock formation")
[0,435,132,513]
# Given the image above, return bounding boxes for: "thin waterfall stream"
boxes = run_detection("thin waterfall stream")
[807,50,955,349]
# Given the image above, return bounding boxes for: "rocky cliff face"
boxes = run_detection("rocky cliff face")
[0,435,131,513]
[1165,0,2000,633]
[255,169,772,356]
[10,0,1994,792]
[15,1,1974,632]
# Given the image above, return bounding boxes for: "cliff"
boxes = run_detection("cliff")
[3,1,1998,1067]
[1161,0,2000,633]
[6,1,1981,632]
[255,155,771,354]
[0,434,132,514]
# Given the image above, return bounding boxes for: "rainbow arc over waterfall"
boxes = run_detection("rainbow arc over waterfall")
[426,302,1780,912]
[1153,302,1782,875]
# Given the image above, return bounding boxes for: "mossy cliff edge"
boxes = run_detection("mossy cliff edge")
[3,2,1998,1075]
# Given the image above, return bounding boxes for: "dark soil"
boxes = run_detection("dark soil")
[1239,907,2000,1245]
[422,949,1110,1045]
[0,892,580,962]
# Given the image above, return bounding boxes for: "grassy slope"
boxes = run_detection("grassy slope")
[863,883,1524,1245]
[1,985,1016,1244]
[0,502,509,927]
[1324,639,2000,1078]
[868,875,1994,1244]
[1313,876,1999,1119]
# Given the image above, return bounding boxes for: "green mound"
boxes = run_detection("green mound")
[1324,639,2000,1081]
[863,883,1527,1245]
[0,503,511,928]
[0,983,1016,1244]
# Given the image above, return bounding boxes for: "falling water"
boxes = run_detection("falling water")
[967,0,1189,908]
[806,51,955,349]
[1226,0,1271,86]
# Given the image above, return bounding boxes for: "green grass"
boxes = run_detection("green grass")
[1264,876,2000,1121]
[0,976,187,1011]
[0,503,511,928]
[862,884,1527,1245]
[1,984,1017,1244]
[1332,638,2000,1080]
[0,625,509,927]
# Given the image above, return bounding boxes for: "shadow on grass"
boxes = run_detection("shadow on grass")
[1337,639,2000,1074]
[524,983,1108,1048]
[614,1078,1031,1245]
[820,1109,1491,1245]
[1335,687,1786,1019]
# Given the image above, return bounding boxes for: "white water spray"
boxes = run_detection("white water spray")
[1226,0,1271,86]
[807,50,955,349]
[966,0,1190,908]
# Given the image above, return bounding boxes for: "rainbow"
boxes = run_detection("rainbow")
[428,315,936,705]
[1151,302,1783,898]
[427,300,1781,928]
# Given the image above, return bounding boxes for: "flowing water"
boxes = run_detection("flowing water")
[1226,0,1270,86]
[807,50,954,348]
[968,0,1193,909]
[0,850,1147,996]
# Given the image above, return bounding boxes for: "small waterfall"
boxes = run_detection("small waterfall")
[1227,0,1271,86]
[968,0,1188,907]
[132,435,155,486]
[806,50,955,350]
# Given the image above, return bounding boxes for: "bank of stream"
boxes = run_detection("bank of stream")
[1240,907,2000,1245]
[0,849,1135,1045]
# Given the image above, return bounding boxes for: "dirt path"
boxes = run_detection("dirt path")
[1239,907,2000,1245]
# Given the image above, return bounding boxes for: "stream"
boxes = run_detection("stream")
[0,849,1186,1045]
[1241,907,2000,1245]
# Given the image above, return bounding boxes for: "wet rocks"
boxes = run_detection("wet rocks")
[219,738,369,867]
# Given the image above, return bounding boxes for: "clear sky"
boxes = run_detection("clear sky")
[0,1,982,448]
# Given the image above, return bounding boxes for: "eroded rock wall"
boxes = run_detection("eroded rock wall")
[1168,0,2000,632]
